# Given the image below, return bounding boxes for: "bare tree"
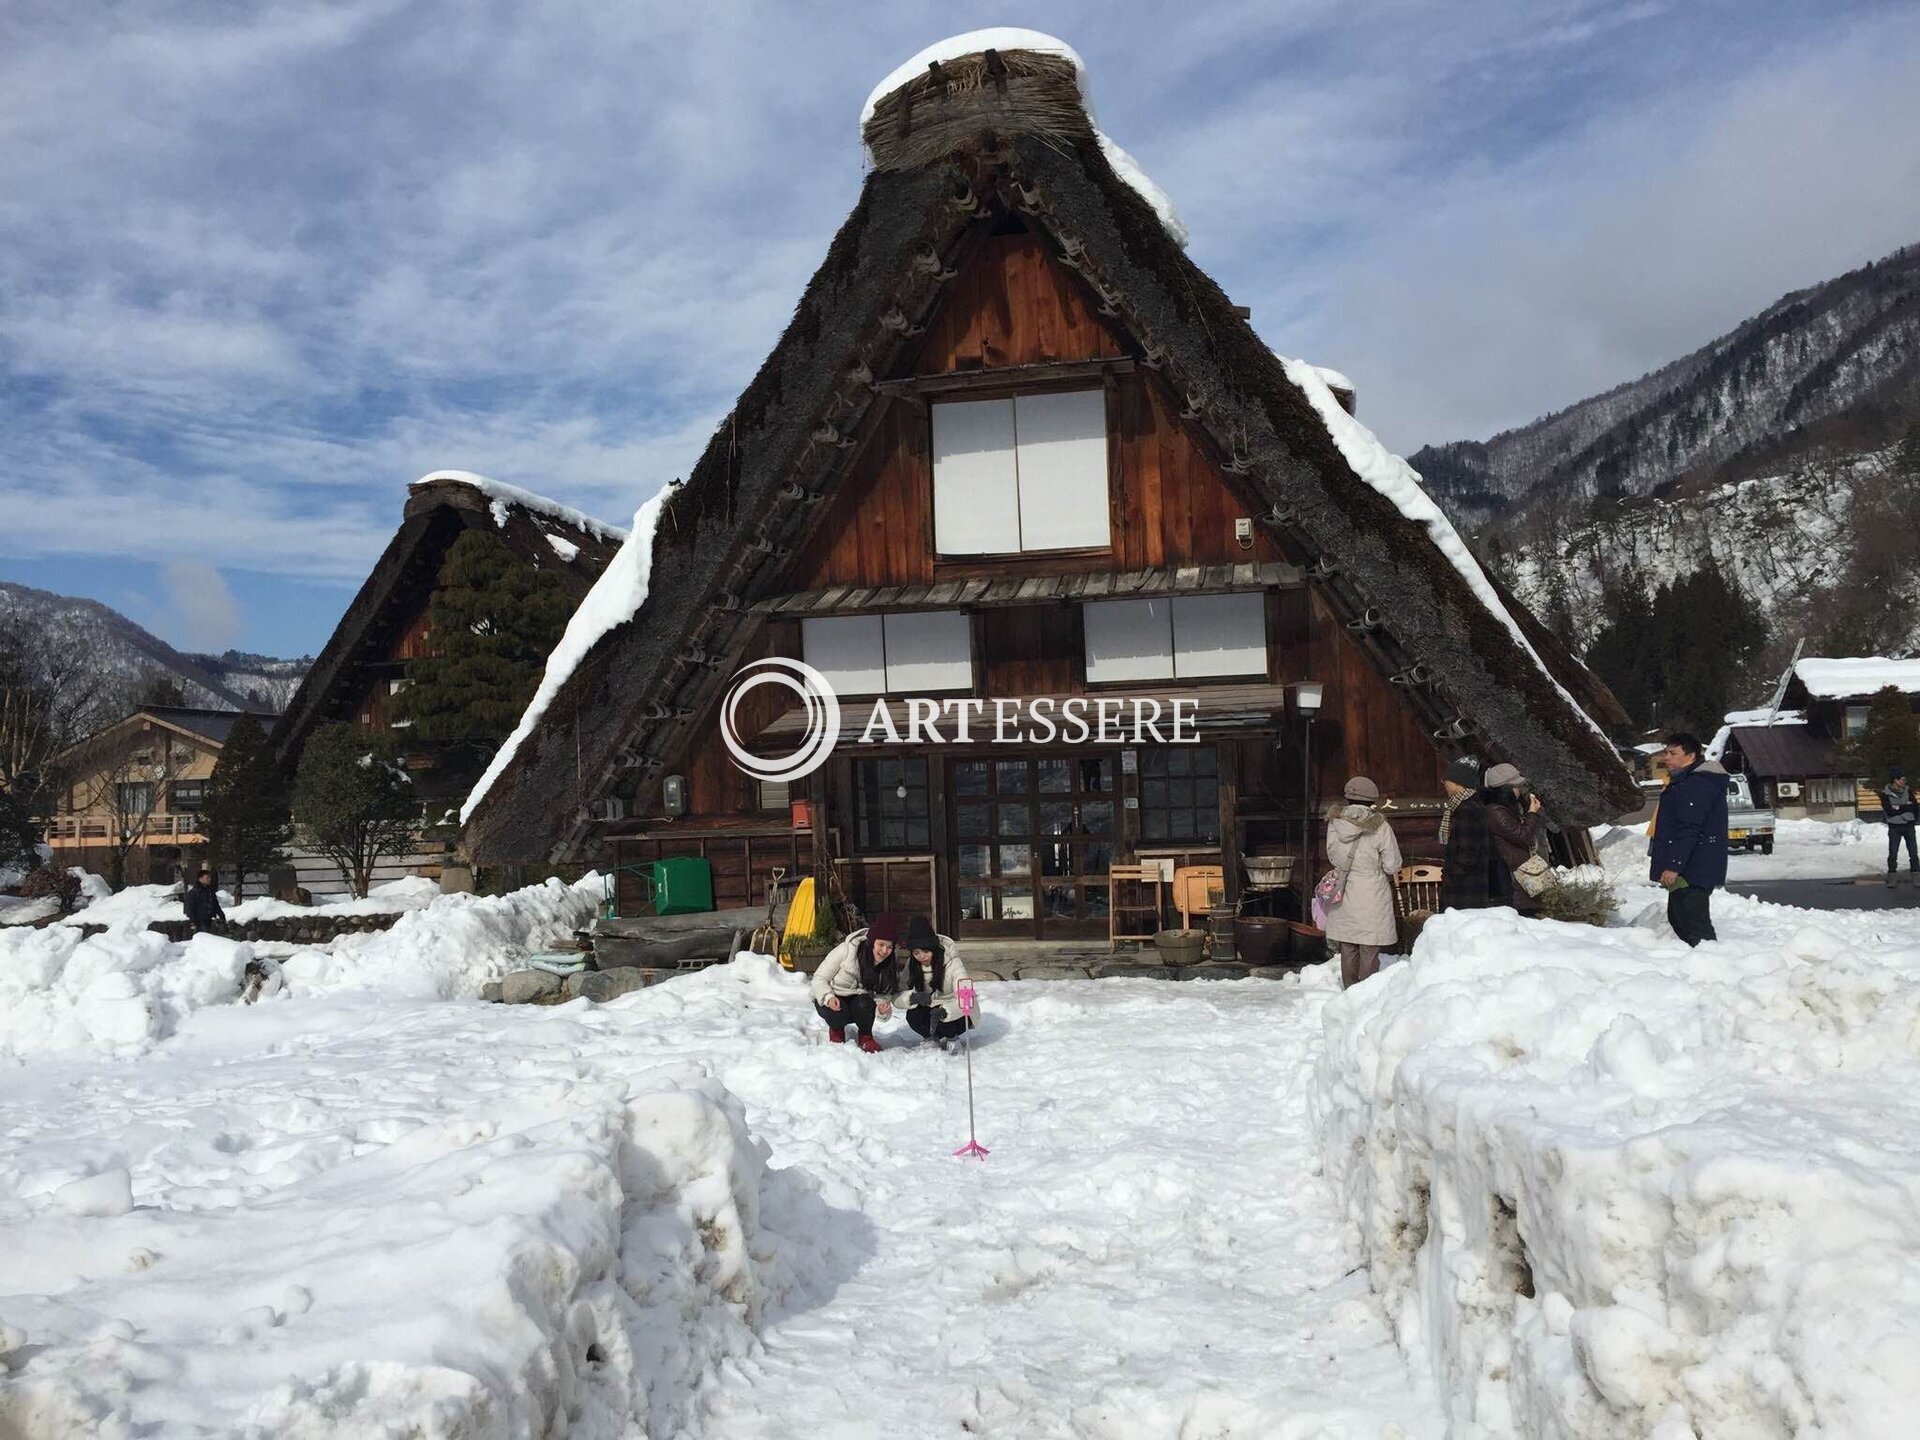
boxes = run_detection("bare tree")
[67,742,189,890]
[0,614,111,802]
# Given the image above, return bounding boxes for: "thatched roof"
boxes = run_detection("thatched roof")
[462,43,1635,862]
[271,474,623,768]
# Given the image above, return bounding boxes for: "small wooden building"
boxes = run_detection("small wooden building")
[460,41,1634,937]
[46,706,277,885]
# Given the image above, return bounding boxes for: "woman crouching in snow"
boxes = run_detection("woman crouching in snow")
[897,914,973,1050]
[1322,775,1403,989]
[810,911,902,1053]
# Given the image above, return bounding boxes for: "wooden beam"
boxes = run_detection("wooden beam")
[874,356,1136,399]
[1218,740,1242,909]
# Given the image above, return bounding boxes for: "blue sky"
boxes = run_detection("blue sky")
[4,1,1918,658]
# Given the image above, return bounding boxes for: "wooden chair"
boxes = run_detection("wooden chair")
[1394,864,1444,920]
[1170,864,1225,930]
[1108,864,1165,950]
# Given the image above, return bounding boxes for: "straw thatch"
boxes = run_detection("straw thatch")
[864,49,1092,173]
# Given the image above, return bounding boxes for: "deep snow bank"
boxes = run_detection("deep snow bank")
[0,1057,775,1438]
[1313,907,1920,1438]
[0,875,600,1057]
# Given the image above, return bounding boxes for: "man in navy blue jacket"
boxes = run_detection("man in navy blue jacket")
[1649,733,1729,946]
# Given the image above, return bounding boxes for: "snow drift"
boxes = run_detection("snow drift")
[1314,905,1920,1438]
[0,875,601,1058]
[0,1060,776,1438]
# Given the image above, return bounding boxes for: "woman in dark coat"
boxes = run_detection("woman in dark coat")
[1439,758,1506,911]
[1481,763,1545,913]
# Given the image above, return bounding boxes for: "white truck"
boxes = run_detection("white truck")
[1726,772,1775,855]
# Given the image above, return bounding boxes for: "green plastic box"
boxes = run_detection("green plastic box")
[650,857,714,916]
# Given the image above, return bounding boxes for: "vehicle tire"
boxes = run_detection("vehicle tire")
[1760,839,1773,855]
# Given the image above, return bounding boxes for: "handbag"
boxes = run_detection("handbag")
[1513,853,1556,897]
[1311,838,1360,929]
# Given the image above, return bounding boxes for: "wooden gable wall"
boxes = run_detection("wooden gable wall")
[786,231,1287,590]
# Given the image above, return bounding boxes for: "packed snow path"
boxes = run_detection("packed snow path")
[0,961,1442,1437]
[687,973,1440,1438]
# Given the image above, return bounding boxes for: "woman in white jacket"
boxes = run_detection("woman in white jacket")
[898,914,973,1049]
[1322,775,1403,989]
[808,911,901,1053]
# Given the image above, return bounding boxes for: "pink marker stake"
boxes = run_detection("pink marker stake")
[952,980,989,1159]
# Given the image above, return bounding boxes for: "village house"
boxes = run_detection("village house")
[271,471,624,893]
[45,706,278,886]
[459,36,1636,939]
[1716,656,1920,819]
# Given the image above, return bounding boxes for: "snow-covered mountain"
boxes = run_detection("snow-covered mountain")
[1499,450,1873,649]
[0,580,308,715]
[1413,242,1920,534]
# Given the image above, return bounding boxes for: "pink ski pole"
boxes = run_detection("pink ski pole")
[951,980,989,1160]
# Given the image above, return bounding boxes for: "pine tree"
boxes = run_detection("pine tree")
[1583,577,1659,727]
[1850,686,1920,785]
[291,724,420,898]
[200,714,291,901]
[391,531,571,776]
[1646,567,1767,733]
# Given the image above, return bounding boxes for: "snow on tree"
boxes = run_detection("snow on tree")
[292,723,421,898]
[1845,685,1920,785]
[392,530,572,780]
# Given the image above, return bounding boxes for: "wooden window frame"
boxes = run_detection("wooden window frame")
[925,382,1118,564]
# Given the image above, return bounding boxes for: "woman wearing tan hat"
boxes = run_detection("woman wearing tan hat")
[1481,764,1545,913]
[1322,776,1403,987]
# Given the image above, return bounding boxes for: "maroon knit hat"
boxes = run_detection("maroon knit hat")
[866,911,901,944]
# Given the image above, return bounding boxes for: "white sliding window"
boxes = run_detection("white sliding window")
[1083,593,1269,684]
[932,389,1110,554]
[932,399,1021,555]
[1013,390,1110,549]
[1171,593,1268,678]
[803,611,973,695]
[801,614,885,696]
[1084,597,1174,683]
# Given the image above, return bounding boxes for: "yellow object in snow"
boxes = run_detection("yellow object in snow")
[779,877,818,968]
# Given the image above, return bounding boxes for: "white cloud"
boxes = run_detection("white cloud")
[158,561,242,653]
[0,0,1915,634]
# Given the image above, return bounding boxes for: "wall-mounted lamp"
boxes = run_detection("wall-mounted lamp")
[1293,680,1324,716]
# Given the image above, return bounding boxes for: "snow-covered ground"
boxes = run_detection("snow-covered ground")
[1314,834,1920,1438]
[1,911,1442,1435]
[10,838,1920,1436]
[1727,816,1885,880]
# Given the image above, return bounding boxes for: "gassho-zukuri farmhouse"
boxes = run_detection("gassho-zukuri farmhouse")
[458,29,1636,939]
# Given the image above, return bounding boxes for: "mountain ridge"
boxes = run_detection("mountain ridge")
[0,579,309,716]
[1413,241,1920,537]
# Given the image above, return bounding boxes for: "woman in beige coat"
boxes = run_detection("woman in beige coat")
[1322,775,1403,988]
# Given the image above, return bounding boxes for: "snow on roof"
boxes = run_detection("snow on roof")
[460,488,672,824]
[544,533,580,563]
[1705,708,1808,762]
[1793,656,1920,699]
[1632,742,1665,755]
[1276,355,1614,748]
[1310,365,1355,395]
[860,29,1189,247]
[411,471,629,546]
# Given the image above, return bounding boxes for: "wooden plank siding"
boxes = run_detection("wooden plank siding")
[786,233,1285,592]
